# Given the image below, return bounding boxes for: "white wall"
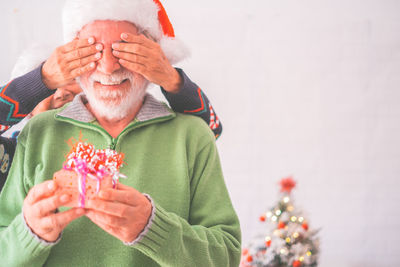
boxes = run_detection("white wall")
[1,1,400,266]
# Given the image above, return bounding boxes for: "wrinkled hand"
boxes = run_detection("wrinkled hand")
[85,183,152,243]
[112,33,182,93]
[42,37,103,89]
[22,180,85,242]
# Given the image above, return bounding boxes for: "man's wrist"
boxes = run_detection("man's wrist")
[124,193,156,246]
[22,213,61,246]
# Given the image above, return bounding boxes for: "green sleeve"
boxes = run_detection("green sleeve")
[133,140,241,267]
[0,131,53,266]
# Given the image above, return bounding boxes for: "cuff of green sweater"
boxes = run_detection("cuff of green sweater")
[14,213,58,255]
[123,193,156,246]
[131,199,175,253]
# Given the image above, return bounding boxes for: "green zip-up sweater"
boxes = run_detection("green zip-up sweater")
[0,94,241,267]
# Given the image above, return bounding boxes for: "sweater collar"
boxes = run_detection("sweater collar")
[57,93,174,123]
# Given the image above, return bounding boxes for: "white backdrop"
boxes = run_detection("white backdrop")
[1,1,400,266]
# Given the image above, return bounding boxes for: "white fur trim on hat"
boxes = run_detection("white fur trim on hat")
[62,0,189,64]
[11,43,54,80]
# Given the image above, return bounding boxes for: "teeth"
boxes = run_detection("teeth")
[99,81,122,85]
[94,77,126,85]
[89,70,132,86]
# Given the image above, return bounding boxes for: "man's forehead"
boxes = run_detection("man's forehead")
[79,20,138,42]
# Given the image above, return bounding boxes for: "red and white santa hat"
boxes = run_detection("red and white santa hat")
[62,0,189,64]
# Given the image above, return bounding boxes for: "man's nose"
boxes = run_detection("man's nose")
[96,47,121,74]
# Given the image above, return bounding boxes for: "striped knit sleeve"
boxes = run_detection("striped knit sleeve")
[161,68,222,139]
[0,65,54,133]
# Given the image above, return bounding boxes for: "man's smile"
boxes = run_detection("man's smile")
[92,77,131,91]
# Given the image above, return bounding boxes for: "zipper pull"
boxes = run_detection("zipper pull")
[109,139,116,150]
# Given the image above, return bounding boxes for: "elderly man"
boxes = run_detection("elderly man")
[0,0,241,266]
[0,10,223,191]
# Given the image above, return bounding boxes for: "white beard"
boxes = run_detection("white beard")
[78,69,148,120]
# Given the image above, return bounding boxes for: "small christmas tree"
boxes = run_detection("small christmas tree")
[241,177,320,267]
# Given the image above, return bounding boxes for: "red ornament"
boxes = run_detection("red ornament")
[279,176,296,193]
[259,215,266,222]
[278,221,286,229]
[293,260,302,267]
[246,255,253,262]
[302,223,309,231]
[265,240,272,247]
[242,248,249,255]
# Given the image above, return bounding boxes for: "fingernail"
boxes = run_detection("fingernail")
[48,181,55,190]
[60,194,69,203]
[88,37,95,44]
[90,62,96,68]
[95,52,101,59]
[96,44,103,50]
[121,33,128,39]
[112,50,119,56]
[112,43,119,49]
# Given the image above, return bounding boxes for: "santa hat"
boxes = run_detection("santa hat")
[62,0,189,64]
